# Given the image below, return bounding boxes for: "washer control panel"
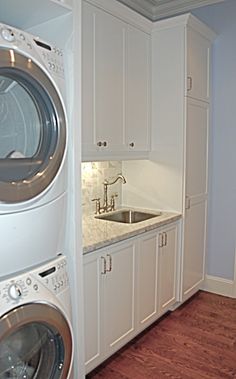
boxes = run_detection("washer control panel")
[0,256,69,305]
[0,22,64,78]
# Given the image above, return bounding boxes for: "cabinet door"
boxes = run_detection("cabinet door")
[186,26,211,102]
[182,98,209,301]
[137,232,158,330]
[183,200,207,301]
[103,241,136,355]
[185,99,209,201]
[126,26,150,151]
[82,2,126,154]
[83,253,104,373]
[158,225,178,315]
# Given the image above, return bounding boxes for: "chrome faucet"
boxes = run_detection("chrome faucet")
[92,174,126,214]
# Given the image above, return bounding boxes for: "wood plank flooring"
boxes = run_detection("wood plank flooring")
[86,291,236,379]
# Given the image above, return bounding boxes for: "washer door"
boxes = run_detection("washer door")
[0,303,73,379]
[0,48,66,203]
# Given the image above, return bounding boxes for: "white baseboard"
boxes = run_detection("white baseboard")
[202,275,235,298]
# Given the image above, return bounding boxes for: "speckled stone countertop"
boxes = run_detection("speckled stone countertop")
[83,208,182,254]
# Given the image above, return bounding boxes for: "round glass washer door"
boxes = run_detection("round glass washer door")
[0,303,73,379]
[0,48,66,203]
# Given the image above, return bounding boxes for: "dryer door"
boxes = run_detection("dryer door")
[0,303,73,378]
[0,48,66,203]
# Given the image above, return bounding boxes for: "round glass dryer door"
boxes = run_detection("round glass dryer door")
[0,48,66,202]
[0,303,73,379]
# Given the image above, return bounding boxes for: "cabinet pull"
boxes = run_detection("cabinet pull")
[164,232,167,246]
[158,233,164,247]
[101,256,107,274]
[187,76,192,91]
[97,141,102,147]
[103,141,107,147]
[185,195,191,210]
[129,142,135,148]
[106,254,112,272]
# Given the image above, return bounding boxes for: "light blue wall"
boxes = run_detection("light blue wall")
[193,0,236,280]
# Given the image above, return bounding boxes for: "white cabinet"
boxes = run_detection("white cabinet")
[152,14,215,303]
[82,2,126,154]
[82,1,150,160]
[136,224,178,330]
[103,242,136,354]
[158,224,178,315]
[126,25,150,152]
[136,232,158,330]
[186,26,211,102]
[84,221,180,373]
[183,99,209,300]
[83,239,136,374]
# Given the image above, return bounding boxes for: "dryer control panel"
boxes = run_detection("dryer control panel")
[0,22,65,78]
[0,255,69,306]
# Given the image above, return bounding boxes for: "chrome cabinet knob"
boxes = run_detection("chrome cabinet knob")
[129,142,135,148]
[97,141,108,147]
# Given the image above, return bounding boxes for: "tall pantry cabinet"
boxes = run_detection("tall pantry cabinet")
[151,14,216,302]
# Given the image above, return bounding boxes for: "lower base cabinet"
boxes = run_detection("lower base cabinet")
[83,221,179,374]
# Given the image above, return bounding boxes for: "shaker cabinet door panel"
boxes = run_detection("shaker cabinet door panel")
[187,27,211,102]
[126,26,150,151]
[186,98,209,201]
[94,9,126,150]
[183,200,207,300]
[82,2,126,153]
[158,225,178,315]
[137,233,158,329]
[103,241,136,354]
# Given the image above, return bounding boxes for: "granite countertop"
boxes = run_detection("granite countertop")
[83,207,182,254]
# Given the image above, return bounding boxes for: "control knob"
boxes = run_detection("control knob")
[8,283,22,300]
[1,28,15,42]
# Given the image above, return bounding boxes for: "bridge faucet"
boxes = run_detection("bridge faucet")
[102,174,126,213]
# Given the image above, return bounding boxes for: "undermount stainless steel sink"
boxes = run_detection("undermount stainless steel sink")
[96,209,162,224]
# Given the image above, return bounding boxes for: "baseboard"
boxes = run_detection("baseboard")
[202,275,235,298]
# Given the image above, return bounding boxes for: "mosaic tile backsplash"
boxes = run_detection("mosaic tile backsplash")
[82,161,123,215]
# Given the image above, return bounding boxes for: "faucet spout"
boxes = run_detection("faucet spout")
[104,174,126,186]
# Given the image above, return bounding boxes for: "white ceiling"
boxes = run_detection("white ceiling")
[116,0,225,21]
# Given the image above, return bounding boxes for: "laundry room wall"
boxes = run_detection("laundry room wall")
[192,0,236,283]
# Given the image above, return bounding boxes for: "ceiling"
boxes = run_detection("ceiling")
[116,0,225,21]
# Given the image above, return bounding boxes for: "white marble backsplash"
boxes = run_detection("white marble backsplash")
[82,161,123,216]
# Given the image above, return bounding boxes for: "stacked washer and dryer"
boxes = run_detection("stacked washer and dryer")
[0,23,73,378]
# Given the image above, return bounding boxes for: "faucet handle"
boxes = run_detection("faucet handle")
[110,193,118,211]
[92,198,101,214]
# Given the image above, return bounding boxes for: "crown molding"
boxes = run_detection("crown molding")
[152,12,217,41]
[116,0,225,21]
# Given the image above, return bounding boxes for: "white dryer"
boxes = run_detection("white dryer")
[0,255,73,379]
[0,23,68,276]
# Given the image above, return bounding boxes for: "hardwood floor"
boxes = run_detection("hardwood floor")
[86,291,236,379]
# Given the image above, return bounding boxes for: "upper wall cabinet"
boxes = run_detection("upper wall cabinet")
[186,25,211,102]
[126,25,150,152]
[82,1,151,161]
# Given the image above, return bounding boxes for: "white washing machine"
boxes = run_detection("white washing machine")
[0,255,73,379]
[0,23,68,277]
